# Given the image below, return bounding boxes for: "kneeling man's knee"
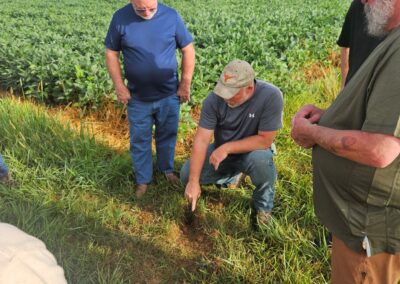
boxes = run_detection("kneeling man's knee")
[244,149,275,184]
[247,149,274,167]
[180,160,190,185]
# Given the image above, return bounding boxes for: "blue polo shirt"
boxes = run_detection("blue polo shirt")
[105,3,193,101]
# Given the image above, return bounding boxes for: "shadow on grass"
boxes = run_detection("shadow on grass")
[0,98,207,282]
[0,187,197,284]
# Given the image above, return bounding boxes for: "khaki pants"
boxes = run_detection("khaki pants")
[331,236,400,284]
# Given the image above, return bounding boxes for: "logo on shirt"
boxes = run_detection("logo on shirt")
[249,113,255,118]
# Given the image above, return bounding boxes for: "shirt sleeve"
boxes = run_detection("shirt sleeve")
[104,14,122,51]
[258,87,284,132]
[175,12,193,49]
[337,1,355,48]
[362,49,400,137]
[199,94,218,130]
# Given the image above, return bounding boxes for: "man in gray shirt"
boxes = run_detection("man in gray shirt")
[180,60,284,226]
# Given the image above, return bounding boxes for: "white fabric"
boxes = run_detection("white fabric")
[0,223,67,284]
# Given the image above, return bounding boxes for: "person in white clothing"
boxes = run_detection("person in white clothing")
[0,223,67,284]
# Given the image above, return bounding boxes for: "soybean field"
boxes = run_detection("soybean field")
[0,0,346,107]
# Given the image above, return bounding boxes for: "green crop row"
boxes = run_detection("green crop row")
[0,0,347,107]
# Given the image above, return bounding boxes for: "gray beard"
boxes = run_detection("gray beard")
[137,10,156,20]
[364,0,394,37]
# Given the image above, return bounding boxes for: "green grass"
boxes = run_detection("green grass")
[0,64,340,283]
[0,97,195,283]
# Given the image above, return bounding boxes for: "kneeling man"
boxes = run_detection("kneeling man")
[181,60,284,224]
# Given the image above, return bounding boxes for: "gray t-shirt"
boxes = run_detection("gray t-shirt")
[199,80,284,147]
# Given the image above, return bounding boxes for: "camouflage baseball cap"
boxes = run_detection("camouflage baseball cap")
[213,59,255,99]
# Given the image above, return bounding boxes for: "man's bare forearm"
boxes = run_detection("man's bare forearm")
[340,47,349,89]
[188,138,209,183]
[188,127,212,182]
[310,125,400,168]
[180,43,195,87]
[105,49,125,88]
[222,132,277,155]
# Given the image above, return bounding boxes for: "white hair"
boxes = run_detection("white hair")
[364,0,395,36]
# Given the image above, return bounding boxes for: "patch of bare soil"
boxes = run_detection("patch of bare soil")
[49,101,202,159]
[166,221,213,255]
[327,49,341,67]
[137,209,156,225]
[303,63,328,83]
[301,50,341,84]
[48,102,130,152]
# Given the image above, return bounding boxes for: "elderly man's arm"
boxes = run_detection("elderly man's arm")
[105,48,131,104]
[177,43,195,103]
[184,126,213,211]
[340,47,349,90]
[291,109,400,168]
[209,131,277,170]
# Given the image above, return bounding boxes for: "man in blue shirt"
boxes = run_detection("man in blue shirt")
[105,0,195,198]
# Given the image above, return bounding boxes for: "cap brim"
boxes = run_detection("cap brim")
[213,80,240,99]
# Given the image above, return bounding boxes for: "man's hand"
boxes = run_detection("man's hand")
[184,181,201,211]
[209,145,228,170]
[177,82,190,103]
[291,116,318,148]
[291,104,324,148]
[115,84,131,104]
[292,104,325,126]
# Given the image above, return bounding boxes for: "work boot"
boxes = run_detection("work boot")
[229,173,245,189]
[250,206,272,231]
[250,207,258,231]
[165,172,180,186]
[0,172,16,187]
[257,211,272,226]
[135,184,148,199]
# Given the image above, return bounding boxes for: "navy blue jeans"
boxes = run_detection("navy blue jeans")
[127,95,180,184]
[0,153,9,177]
[180,144,277,213]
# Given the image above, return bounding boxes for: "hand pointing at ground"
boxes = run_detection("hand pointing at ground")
[184,181,201,211]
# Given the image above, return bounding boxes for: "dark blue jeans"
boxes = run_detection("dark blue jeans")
[0,154,9,177]
[127,95,180,184]
[180,144,277,213]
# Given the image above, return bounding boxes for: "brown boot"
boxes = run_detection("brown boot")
[165,172,180,186]
[229,173,245,189]
[0,172,16,187]
[257,211,272,226]
[135,184,148,199]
